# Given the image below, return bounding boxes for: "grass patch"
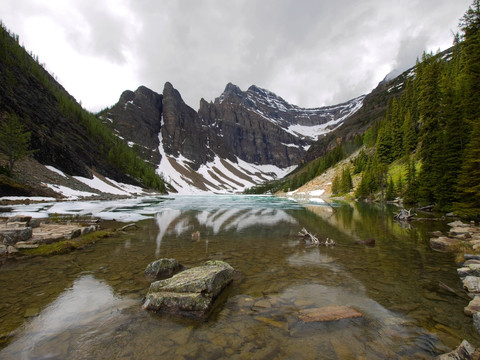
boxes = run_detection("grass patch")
[20,230,112,256]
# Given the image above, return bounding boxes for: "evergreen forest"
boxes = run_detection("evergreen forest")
[354,1,480,217]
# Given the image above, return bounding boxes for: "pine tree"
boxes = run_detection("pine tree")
[390,98,404,159]
[386,177,396,201]
[331,174,340,195]
[376,123,393,164]
[0,113,34,173]
[455,121,480,217]
[404,159,418,205]
[340,167,353,193]
[402,110,417,155]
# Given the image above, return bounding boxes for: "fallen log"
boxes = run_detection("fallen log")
[394,208,416,222]
[417,204,435,212]
[298,228,335,246]
[119,223,138,231]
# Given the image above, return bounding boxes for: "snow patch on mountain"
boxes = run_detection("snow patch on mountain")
[285,95,365,139]
[156,123,295,194]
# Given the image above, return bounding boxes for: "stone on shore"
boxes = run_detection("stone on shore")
[298,305,363,323]
[458,264,480,278]
[463,276,480,294]
[142,260,234,317]
[144,258,184,280]
[435,339,477,360]
[0,227,33,245]
[14,241,39,249]
[430,237,461,252]
[474,313,480,334]
[464,296,480,316]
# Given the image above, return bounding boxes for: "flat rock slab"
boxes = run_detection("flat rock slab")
[143,260,234,317]
[430,237,460,252]
[298,305,363,323]
[30,223,96,244]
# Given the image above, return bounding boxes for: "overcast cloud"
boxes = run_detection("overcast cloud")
[0,0,472,111]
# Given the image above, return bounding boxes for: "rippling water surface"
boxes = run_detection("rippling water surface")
[0,195,477,359]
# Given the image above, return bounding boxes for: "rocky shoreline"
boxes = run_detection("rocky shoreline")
[0,215,100,257]
[428,220,480,359]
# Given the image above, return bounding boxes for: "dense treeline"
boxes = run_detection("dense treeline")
[0,21,166,192]
[355,1,480,217]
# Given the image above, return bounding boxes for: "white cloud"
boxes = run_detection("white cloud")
[0,0,472,111]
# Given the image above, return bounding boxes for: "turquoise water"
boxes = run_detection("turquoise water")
[0,196,477,359]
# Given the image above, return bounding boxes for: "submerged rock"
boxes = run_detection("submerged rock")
[144,258,184,280]
[298,305,363,323]
[143,260,234,317]
[430,237,460,252]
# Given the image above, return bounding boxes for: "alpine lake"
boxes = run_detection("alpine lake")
[0,195,478,359]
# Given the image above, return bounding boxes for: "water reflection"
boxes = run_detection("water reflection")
[0,196,476,358]
[0,275,136,359]
[153,206,297,256]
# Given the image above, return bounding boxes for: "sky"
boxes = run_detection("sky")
[0,0,473,112]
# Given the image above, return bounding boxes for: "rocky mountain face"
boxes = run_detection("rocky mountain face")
[101,86,163,165]
[102,81,365,193]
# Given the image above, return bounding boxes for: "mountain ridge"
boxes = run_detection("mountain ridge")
[100,80,367,193]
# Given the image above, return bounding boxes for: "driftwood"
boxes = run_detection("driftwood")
[417,204,435,212]
[298,228,336,246]
[119,223,138,231]
[439,281,470,300]
[393,208,416,222]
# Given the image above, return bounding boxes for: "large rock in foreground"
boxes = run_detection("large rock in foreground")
[142,260,234,317]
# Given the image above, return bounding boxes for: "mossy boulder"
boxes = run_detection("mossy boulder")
[144,258,184,280]
[142,260,234,317]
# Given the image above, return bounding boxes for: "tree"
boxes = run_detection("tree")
[403,159,419,205]
[331,174,340,195]
[455,121,480,217]
[0,113,34,173]
[340,167,353,193]
[386,177,396,201]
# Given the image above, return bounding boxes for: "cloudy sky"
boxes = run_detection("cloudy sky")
[0,0,472,112]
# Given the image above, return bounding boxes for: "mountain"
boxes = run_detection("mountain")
[0,20,412,198]
[301,66,412,163]
[0,24,166,198]
[100,82,365,194]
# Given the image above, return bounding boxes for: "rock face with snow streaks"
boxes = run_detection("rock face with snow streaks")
[102,81,365,193]
[99,86,163,165]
